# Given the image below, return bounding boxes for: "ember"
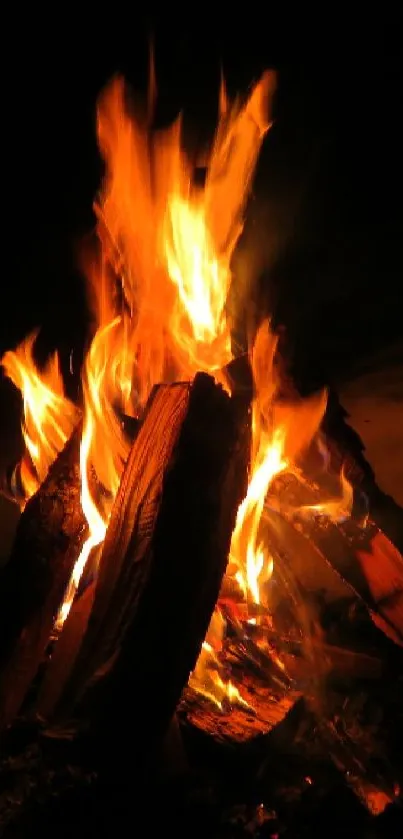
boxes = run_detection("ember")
[0,62,402,836]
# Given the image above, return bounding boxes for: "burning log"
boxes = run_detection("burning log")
[41,372,250,775]
[295,517,403,648]
[313,392,403,645]
[179,504,397,749]
[180,678,300,744]
[265,459,403,649]
[0,423,86,735]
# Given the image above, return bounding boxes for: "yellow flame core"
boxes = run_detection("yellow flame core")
[164,194,232,372]
[53,72,275,634]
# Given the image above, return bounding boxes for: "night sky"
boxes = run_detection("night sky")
[2,16,402,396]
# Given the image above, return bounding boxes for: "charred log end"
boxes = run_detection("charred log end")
[87,372,250,772]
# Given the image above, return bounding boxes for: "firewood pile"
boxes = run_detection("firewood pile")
[0,370,402,838]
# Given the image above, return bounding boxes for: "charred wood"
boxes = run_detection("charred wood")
[0,424,86,735]
[36,582,96,721]
[32,411,139,720]
[179,505,400,757]
[48,373,250,776]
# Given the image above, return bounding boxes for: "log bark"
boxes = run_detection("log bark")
[47,373,250,775]
[158,713,188,780]
[0,423,86,735]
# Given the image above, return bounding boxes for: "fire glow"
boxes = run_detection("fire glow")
[0,70,353,710]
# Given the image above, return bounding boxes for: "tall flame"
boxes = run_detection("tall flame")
[55,71,276,627]
[92,72,273,392]
[55,317,128,626]
[0,68,354,718]
[230,324,288,607]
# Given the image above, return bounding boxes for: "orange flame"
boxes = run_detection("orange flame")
[230,324,288,608]
[56,318,129,626]
[1,72,275,634]
[91,72,273,393]
[0,68,355,719]
[54,71,276,629]
[1,332,77,506]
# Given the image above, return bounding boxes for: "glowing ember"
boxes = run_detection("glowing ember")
[61,71,276,630]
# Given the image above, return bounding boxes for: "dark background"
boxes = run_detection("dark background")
[1,14,402,401]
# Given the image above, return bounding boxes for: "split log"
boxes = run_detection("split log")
[178,613,383,746]
[261,508,403,687]
[265,463,403,648]
[355,526,403,640]
[45,372,250,776]
[27,411,140,721]
[0,423,86,735]
[295,517,403,648]
[178,507,393,748]
[253,513,403,815]
[177,380,403,756]
[313,389,403,644]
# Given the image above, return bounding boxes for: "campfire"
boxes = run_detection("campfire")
[0,66,402,835]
